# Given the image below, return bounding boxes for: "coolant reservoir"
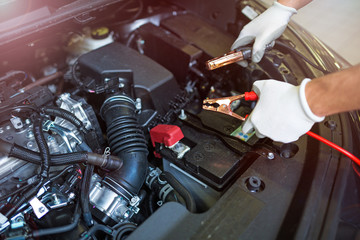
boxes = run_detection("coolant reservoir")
[65,26,114,57]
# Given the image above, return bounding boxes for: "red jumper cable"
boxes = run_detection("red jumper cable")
[203,91,360,168]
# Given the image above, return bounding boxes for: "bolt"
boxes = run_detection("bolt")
[39,207,46,213]
[25,119,31,125]
[246,176,264,193]
[325,120,337,130]
[136,39,145,45]
[123,210,130,219]
[27,130,34,139]
[179,109,187,120]
[0,128,3,134]
[267,152,275,160]
[118,82,125,88]
[15,216,24,222]
[135,98,142,111]
[68,192,76,200]
[6,125,11,130]
[281,151,291,159]
[27,141,35,149]
[52,194,60,205]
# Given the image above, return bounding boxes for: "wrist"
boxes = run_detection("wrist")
[299,78,325,122]
[277,0,312,10]
[274,1,297,14]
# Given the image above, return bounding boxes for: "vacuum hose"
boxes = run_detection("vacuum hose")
[101,95,148,199]
[0,139,122,171]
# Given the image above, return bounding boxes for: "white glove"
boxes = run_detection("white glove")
[242,79,325,143]
[231,2,297,67]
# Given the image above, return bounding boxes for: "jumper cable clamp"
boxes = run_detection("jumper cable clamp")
[202,91,258,121]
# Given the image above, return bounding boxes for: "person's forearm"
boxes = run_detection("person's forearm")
[306,64,360,117]
[278,0,312,9]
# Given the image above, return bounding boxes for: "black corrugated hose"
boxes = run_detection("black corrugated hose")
[32,114,50,180]
[4,113,50,218]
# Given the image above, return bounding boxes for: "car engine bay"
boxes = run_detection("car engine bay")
[0,0,357,239]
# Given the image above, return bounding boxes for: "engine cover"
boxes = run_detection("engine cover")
[78,43,180,115]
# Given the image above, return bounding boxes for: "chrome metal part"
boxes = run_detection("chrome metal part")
[168,142,190,159]
[178,109,187,120]
[10,117,23,130]
[29,197,49,219]
[89,177,140,222]
[145,167,162,189]
[267,152,275,160]
[10,213,25,230]
[0,213,8,226]
[203,94,247,121]
[42,192,72,210]
[55,93,93,131]
[43,120,82,152]
[146,167,174,203]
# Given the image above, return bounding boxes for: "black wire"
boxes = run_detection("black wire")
[4,180,43,218]
[0,184,32,202]
[110,0,144,26]
[274,40,331,74]
[81,164,94,227]
[9,105,39,116]
[148,191,156,214]
[71,61,95,93]
[50,165,77,182]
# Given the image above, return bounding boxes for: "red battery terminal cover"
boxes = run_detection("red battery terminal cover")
[150,124,184,158]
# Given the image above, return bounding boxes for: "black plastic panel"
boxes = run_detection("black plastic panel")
[78,43,180,115]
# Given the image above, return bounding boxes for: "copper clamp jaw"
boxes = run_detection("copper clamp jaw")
[203,94,247,121]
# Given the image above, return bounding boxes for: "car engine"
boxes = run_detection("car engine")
[0,0,354,239]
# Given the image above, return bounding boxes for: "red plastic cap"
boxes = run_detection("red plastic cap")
[244,91,258,101]
[150,125,184,147]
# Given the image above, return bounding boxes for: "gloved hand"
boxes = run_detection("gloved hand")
[242,79,325,143]
[231,2,297,67]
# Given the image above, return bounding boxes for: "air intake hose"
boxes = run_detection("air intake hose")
[101,95,148,199]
